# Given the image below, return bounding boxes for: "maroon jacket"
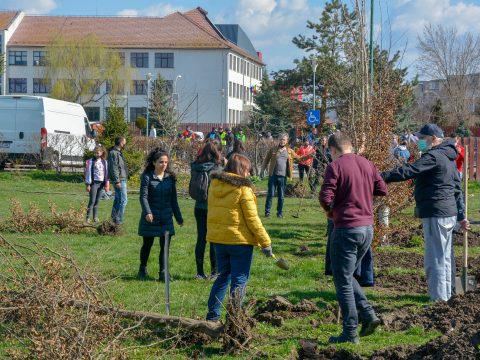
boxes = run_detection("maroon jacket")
[320,153,387,228]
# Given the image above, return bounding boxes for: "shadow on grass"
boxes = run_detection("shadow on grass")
[28,170,84,183]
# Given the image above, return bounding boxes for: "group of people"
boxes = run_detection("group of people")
[83,121,470,345]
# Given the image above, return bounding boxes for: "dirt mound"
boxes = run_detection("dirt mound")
[375,273,427,294]
[453,229,480,247]
[374,251,423,271]
[298,340,361,360]
[371,324,480,359]
[254,296,329,327]
[386,223,423,248]
[97,220,122,236]
[382,290,480,333]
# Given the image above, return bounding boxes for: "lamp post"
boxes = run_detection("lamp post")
[173,74,182,109]
[146,73,152,136]
[311,56,318,110]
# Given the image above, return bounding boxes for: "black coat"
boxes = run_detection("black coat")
[138,170,183,237]
[382,139,464,220]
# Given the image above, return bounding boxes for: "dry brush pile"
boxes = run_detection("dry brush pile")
[0,199,121,236]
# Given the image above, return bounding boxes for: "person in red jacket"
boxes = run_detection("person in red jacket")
[453,134,465,179]
[296,137,315,187]
[320,132,387,344]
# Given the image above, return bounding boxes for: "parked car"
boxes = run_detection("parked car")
[0,95,95,169]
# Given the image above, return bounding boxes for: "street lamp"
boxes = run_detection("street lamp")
[311,56,318,110]
[173,75,182,109]
[146,73,152,136]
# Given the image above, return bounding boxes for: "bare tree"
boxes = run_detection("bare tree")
[417,24,480,127]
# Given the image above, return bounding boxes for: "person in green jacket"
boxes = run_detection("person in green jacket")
[235,128,246,143]
[218,126,227,146]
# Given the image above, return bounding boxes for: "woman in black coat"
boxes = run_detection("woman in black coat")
[138,148,183,281]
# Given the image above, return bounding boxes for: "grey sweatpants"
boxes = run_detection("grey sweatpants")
[422,216,456,301]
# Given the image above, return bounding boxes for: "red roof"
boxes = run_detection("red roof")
[0,11,19,30]
[7,7,262,64]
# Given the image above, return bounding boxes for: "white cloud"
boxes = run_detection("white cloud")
[3,0,57,14]
[117,3,185,17]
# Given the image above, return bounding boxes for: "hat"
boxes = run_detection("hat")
[414,123,444,138]
[226,127,231,131]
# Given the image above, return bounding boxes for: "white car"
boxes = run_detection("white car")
[0,95,95,169]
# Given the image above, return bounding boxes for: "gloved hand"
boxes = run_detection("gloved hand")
[262,246,273,257]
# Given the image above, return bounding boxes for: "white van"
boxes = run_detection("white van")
[0,96,95,169]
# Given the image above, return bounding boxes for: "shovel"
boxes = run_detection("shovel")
[455,145,477,294]
[272,253,289,271]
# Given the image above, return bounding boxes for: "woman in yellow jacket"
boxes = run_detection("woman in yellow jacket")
[206,154,272,321]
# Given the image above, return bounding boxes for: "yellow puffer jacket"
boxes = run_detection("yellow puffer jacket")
[207,172,271,248]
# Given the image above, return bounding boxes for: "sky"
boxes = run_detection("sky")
[2,0,480,79]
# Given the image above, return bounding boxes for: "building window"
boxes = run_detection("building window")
[132,80,148,95]
[9,78,27,93]
[106,80,124,95]
[130,107,147,122]
[155,52,174,68]
[229,54,233,70]
[130,52,149,68]
[33,51,46,66]
[8,51,27,66]
[229,82,232,97]
[33,78,50,93]
[233,57,237,73]
[84,107,100,122]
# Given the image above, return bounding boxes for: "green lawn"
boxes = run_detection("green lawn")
[0,170,476,359]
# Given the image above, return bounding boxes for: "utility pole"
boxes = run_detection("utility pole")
[311,56,318,110]
[369,0,374,88]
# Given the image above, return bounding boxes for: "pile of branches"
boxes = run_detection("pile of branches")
[0,199,121,236]
[0,235,256,358]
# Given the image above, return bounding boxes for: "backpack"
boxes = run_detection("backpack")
[209,133,217,140]
[189,167,210,202]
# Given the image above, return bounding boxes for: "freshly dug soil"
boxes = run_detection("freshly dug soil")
[382,290,480,333]
[386,223,423,248]
[254,296,332,327]
[298,340,361,360]
[374,251,423,271]
[374,273,427,294]
[453,228,480,247]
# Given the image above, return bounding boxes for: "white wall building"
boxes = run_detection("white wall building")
[0,7,263,131]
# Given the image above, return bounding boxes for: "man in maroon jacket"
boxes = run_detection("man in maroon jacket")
[320,132,388,344]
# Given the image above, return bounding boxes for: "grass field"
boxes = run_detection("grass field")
[0,170,479,359]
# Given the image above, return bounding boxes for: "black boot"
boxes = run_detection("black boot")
[137,265,148,280]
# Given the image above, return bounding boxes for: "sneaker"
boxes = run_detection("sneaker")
[93,217,100,223]
[137,266,148,280]
[195,274,208,280]
[328,333,360,344]
[277,214,283,218]
[265,213,271,218]
[86,217,91,224]
[359,316,381,337]
[209,273,218,280]
[158,272,173,283]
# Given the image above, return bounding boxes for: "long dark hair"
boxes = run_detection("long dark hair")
[232,139,246,153]
[196,141,222,164]
[144,147,176,178]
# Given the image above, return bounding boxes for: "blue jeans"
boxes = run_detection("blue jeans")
[265,175,286,216]
[206,244,253,320]
[111,180,128,224]
[331,226,375,337]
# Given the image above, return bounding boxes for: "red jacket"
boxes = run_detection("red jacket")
[455,143,464,174]
[296,145,314,166]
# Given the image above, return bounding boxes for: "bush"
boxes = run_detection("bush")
[99,105,129,150]
[135,117,147,131]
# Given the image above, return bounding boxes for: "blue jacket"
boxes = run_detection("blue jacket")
[138,170,183,237]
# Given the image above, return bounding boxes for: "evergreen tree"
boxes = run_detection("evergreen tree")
[99,98,129,150]
[430,99,447,128]
[149,74,177,139]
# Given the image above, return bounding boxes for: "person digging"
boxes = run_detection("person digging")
[382,124,469,302]
[319,132,387,344]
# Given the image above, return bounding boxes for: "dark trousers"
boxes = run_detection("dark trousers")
[265,175,286,216]
[206,244,253,320]
[330,226,376,337]
[194,207,216,276]
[298,164,315,190]
[140,235,170,274]
[86,181,104,220]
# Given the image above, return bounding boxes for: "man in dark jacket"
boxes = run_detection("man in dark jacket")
[382,124,469,302]
[108,136,129,225]
[320,132,387,344]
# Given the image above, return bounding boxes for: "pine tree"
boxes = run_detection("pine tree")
[149,74,177,139]
[99,98,129,150]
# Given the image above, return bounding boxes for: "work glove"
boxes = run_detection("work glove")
[262,246,273,258]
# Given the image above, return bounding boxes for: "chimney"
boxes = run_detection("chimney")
[257,51,263,62]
